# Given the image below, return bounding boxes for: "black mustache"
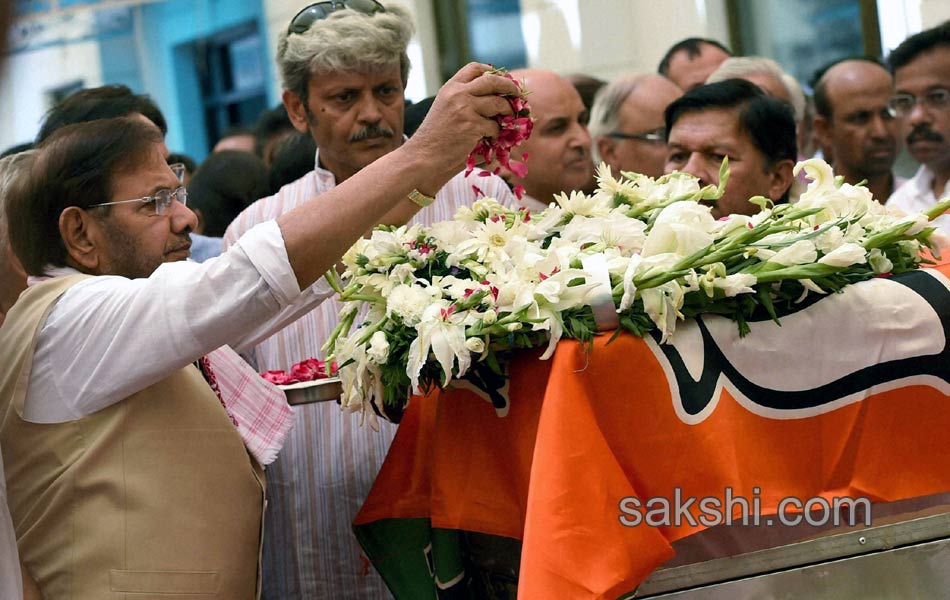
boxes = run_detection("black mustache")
[349,125,395,143]
[907,126,944,144]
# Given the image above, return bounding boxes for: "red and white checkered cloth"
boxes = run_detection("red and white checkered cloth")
[200,345,295,465]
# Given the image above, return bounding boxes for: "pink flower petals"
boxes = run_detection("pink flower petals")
[465,68,534,186]
[262,358,338,385]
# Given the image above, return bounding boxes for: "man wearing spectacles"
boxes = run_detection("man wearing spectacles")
[0,61,518,599]
[222,3,520,598]
[812,58,904,202]
[589,74,683,179]
[886,21,950,231]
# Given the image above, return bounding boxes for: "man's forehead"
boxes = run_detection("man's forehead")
[669,108,744,144]
[895,46,950,86]
[311,64,402,86]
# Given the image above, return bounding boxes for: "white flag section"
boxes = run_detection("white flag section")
[649,268,950,424]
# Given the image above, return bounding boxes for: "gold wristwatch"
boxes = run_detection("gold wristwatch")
[407,188,435,208]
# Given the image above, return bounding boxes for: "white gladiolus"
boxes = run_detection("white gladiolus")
[818,243,867,267]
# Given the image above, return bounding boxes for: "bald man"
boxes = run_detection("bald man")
[590,74,683,178]
[813,58,902,201]
[500,69,594,210]
[658,38,732,91]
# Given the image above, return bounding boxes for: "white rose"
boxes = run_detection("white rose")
[367,331,390,364]
[465,337,486,353]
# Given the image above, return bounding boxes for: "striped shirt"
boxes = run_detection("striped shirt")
[222,149,519,599]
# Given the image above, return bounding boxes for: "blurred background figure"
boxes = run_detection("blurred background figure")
[658,37,732,91]
[590,73,682,178]
[253,105,296,167]
[567,73,607,114]
[35,84,167,145]
[812,57,903,201]
[166,152,198,186]
[707,56,807,143]
[186,150,269,261]
[212,126,256,153]
[267,131,318,194]
[0,152,34,328]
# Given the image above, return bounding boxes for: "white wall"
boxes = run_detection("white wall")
[518,0,729,81]
[0,41,103,149]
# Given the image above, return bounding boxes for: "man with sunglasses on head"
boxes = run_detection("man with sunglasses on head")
[589,73,683,179]
[0,60,518,599]
[886,21,950,233]
[222,2,519,598]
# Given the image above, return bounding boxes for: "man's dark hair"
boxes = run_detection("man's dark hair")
[9,117,164,275]
[36,85,167,143]
[268,132,318,194]
[186,150,269,237]
[665,79,797,200]
[658,38,732,76]
[888,20,950,72]
[253,105,294,159]
[811,56,887,118]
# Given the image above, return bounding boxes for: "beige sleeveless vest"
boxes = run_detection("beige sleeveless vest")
[0,275,266,599]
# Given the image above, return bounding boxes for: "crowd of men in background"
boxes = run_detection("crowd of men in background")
[0,1,948,597]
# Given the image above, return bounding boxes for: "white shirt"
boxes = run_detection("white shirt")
[23,220,333,423]
[887,164,950,235]
[222,149,520,599]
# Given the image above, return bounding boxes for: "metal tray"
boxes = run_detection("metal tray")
[279,377,343,406]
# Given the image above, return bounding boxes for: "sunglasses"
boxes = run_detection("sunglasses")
[287,0,385,35]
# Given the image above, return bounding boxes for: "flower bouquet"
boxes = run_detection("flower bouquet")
[323,158,950,426]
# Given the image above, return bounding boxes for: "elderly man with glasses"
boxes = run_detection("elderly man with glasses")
[589,73,683,179]
[886,21,950,234]
[222,2,519,598]
[0,59,518,599]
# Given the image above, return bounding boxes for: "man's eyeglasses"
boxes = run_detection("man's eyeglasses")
[607,128,666,144]
[887,89,950,118]
[88,187,188,217]
[287,0,385,35]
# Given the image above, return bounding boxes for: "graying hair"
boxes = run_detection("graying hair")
[0,151,36,254]
[589,74,650,163]
[707,56,806,122]
[277,2,414,105]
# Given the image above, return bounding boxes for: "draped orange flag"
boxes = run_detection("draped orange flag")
[355,262,950,599]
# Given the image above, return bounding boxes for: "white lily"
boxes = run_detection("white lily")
[406,301,471,393]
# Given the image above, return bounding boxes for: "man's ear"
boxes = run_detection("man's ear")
[283,90,312,134]
[812,114,832,150]
[59,207,103,273]
[596,138,617,170]
[767,159,796,202]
